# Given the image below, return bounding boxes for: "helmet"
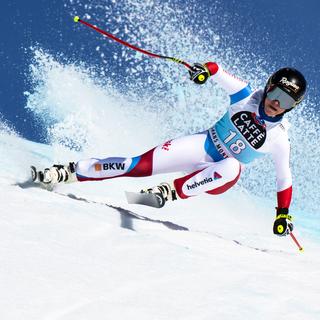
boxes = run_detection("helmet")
[265,67,307,110]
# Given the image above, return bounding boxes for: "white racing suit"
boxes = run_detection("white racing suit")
[76,62,292,209]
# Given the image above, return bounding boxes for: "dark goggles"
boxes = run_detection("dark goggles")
[266,86,297,110]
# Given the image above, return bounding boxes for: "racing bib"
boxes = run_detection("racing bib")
[215,111,267,163]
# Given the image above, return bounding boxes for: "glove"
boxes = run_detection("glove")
[189,63,210,85]
[273,208,294,237]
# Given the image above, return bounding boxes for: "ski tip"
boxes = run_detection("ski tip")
[74,16,80,23]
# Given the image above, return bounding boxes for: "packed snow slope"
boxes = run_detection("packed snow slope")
[1,129,320,320]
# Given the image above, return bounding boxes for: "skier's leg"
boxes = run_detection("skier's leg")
[142,157,241,203]
[75,131,218,181]
[35,130,223,186]
[75,148,155,181]
[173,157,241,198]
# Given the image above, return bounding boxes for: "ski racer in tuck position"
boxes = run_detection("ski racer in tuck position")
[32,62,307,238]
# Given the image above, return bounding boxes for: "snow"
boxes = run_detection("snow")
[1,132,320,320]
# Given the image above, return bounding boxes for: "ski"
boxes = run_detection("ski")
[125,191,166,208]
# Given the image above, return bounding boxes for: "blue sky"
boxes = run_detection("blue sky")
[0,0,319,142]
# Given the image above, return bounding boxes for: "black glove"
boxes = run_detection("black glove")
[189,63,210,85]
[273,208,294,237]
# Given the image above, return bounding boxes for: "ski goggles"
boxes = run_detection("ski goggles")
[266,86,297,110]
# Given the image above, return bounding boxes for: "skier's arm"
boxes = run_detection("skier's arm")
[272,137,292,209]
[205,62,251,97]
[271,136,294,236]
[189,62,252,103]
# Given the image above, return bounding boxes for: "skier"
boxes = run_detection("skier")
[32,62,307,237]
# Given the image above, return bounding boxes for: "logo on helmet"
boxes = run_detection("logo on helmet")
[279,77,300,93]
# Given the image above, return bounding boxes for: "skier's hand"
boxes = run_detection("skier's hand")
[273,208,294,237]
[189,63,210,85]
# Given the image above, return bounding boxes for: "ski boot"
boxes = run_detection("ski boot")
[31,162,77,186]
[143,182,177,202]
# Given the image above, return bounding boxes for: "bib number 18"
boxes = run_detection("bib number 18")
[224,130,246,154]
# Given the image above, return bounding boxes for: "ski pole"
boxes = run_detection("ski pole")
[73,16,193,71]
[290,232,304,252]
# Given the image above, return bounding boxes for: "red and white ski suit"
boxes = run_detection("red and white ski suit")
[76,62,292,209]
